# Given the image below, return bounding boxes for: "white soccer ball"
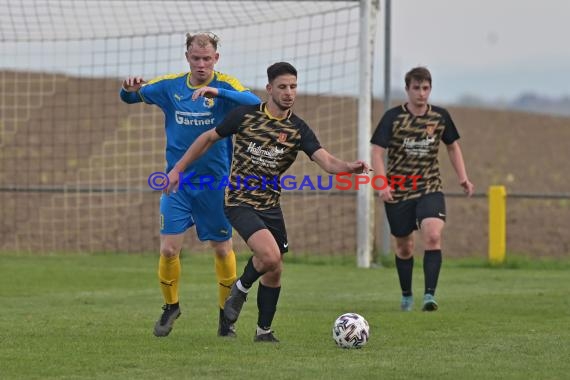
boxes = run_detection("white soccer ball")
[332,312,370,349]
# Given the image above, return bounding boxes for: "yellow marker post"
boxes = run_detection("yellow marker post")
[488,186,507,264]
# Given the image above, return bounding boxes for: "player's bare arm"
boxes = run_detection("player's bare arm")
[311,148,370,174]
[371,144,394,202]
[164,129,223,195]
[122,76,146,92]
[446,141,474,196]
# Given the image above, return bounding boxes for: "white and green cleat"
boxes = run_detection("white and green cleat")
[400,295,414,311]
[422,294,439,312]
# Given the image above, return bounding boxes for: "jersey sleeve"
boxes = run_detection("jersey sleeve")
[217,88,260,106]
[138,77,169,107]
[215,72,261,107]
[299,122,322,157]
[370,111,394,148]
[119,88,143,104]
[441,109,460,145]
[215,107,245,137]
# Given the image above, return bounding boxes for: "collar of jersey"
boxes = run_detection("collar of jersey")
[402,103,431,116]
[187,71,215,89]
[262,102,292,121]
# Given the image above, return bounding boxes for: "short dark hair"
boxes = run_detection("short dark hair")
[405,66,432,88]
[267,62,297,83]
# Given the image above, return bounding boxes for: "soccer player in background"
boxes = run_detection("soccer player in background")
[120,33,260,337]
[165,62,370,342]
[370,66,474,312]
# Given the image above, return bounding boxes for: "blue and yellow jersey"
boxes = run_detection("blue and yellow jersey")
[120,71,260,180]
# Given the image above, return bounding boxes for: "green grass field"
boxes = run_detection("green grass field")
[1,253,568,379]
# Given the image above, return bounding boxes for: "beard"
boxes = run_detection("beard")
[273,97,294,111]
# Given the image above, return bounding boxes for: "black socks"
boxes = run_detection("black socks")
[257,282,281,329]
[240,256,263,289]
[424,249,442,295]
[395,256,414,297]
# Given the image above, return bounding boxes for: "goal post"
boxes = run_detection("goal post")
[0,0,379,264]
[356,0,379,268]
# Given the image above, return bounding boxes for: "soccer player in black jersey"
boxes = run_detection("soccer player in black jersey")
[371,67,474,312]
[165,62,370,342]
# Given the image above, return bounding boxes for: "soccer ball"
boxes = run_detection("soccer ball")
[332,313,370,349]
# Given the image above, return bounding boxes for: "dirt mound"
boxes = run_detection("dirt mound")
[1,72,568,257]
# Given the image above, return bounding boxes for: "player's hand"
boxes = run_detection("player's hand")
[122,76,146,92]
[163,170,180,195]
[191,86,219,100]
[378,187,394,202]
[348,160,371,174]
[460,178,474,197]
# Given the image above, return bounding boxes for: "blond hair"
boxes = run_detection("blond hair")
[185,32,220,51]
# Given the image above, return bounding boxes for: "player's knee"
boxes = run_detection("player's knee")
[423,231,442,248]
[258,250,281,272]
[263,266,282,285]
[396,249,414,259]
[396,241,414,258]
[213,245,230,258]
[160,244,180,258]
[266,257,282,276]
[211,239,232,257]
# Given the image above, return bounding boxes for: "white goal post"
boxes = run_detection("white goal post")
[0,0,379,266]
[357,0,379,268]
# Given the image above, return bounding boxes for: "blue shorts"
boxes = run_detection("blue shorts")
[160,180,232,241]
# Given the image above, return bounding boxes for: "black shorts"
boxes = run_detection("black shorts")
[224,205,289,254]
[384,191,446,238]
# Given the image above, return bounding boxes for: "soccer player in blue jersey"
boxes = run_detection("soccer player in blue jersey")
[120,32,260,337]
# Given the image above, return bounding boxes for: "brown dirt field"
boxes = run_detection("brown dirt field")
[1,71,569,259]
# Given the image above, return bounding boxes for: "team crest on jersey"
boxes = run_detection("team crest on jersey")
[425,122,438,137]
[278,132,288,143]
[203,97,215,108]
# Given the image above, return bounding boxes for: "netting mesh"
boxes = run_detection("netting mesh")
[1,1,357,42]
[0,0,364,255]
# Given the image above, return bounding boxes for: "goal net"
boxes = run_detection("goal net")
[0,0,374,258]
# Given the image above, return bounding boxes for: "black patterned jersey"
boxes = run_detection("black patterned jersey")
[216,103,322,209]
[370,104,460,202]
